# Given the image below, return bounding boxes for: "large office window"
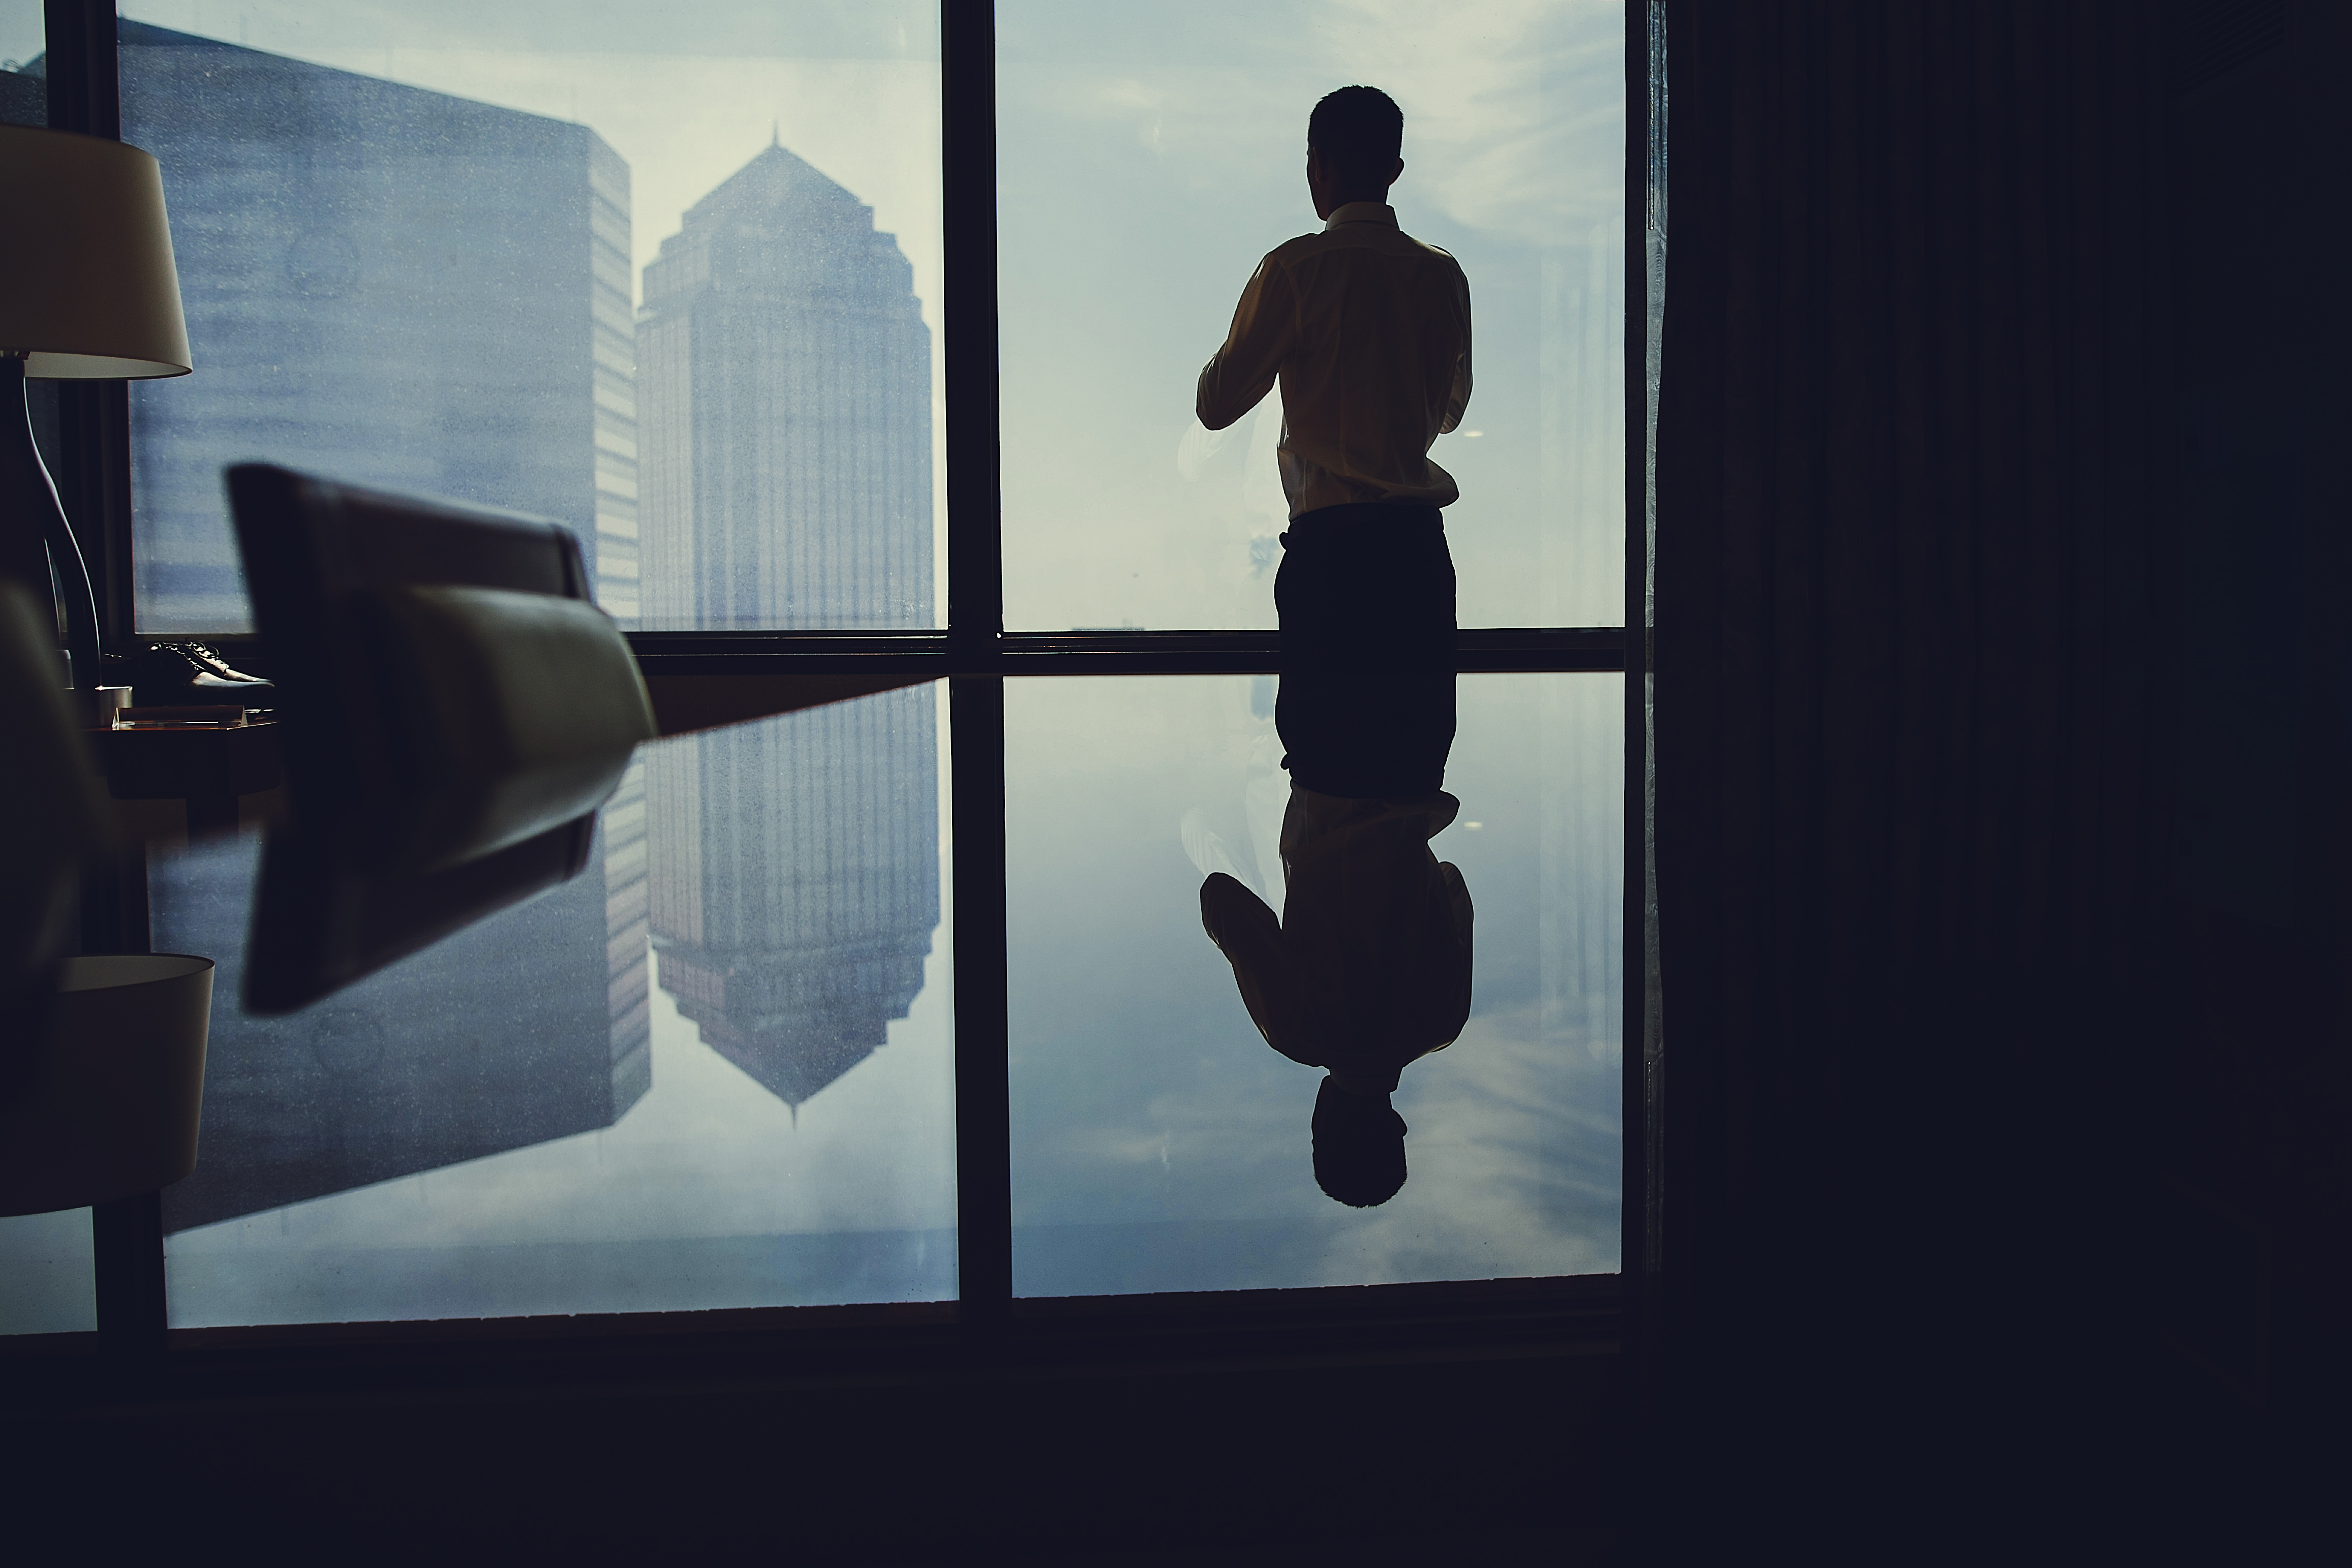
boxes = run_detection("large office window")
[7,3,1636,1340]
[996,1,1626,631]
[117,2,945,633]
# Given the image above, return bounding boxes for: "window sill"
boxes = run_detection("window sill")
[2,1272,1618,1409]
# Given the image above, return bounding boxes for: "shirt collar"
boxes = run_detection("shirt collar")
[1322,201,1398,232]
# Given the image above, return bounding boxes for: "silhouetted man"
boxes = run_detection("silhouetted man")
[1193,776,1473,1207]
[1196,83,1470,793]
[1194,92,1474,1204]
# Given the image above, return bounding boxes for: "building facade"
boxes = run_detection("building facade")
[107,25,651,1231]
[638,143,940,1108]
[635,141,932,630]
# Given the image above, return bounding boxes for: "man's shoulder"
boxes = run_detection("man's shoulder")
[1401,233,1469,281]
[1267,225,1465,273]
[1262,230,1333,267]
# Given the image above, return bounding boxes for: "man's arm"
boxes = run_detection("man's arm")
[1200,871,1318,1066]
[1438,265,1473,436]
[1197,255,1294,433]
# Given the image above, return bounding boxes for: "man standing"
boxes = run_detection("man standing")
[1196,83,1471,798]
[1193,86,1476,1206]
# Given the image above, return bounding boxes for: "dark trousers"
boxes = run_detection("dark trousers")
[1273,503,1457,798]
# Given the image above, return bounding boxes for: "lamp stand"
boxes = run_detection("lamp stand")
[0,353,103,693]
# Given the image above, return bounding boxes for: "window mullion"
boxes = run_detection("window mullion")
[942,0,1002,660]
[941,1,1014,1324]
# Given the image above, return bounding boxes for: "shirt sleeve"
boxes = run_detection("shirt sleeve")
[1199,871,1317,1067]
[1197,254,1294,433]
[1439,264,1474,436]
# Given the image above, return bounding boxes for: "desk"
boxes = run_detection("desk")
[88,715,284,838]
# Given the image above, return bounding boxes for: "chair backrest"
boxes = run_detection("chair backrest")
[229,464,653,1014]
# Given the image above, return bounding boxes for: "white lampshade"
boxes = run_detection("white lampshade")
[0,124,192,379]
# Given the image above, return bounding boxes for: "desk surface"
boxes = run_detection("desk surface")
[88,716,283,803]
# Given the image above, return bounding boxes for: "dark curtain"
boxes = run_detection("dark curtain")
[1648,0,2173,1545]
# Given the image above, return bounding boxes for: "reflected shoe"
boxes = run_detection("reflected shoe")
[119,640,276,709]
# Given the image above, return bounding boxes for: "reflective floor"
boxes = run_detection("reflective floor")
[1007,673,1623,1296]
[4,672,1622,1334]
[151,686,955,1329]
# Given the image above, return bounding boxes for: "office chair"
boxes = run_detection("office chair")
[226,464,657,1014]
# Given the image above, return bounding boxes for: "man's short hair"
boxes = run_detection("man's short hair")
[1311,1075,1408,1207]
[1308,85,1403,192]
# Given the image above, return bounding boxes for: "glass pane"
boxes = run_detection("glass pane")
[154,686,952,1327]
[0,1,42,125]
[0,1210,95,1335]
[1007,672,1621,1295]
[998,2,1625,632]
[120,3,943,633]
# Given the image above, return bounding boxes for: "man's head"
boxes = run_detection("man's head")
[1311,1074,1409,1207]
[1306,85,1404,220]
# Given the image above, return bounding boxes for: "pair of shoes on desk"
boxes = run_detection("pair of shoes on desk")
[113,641,275,709]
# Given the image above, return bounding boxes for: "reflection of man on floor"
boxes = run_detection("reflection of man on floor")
[1191,787,1472,1207]
[1190,84,1475,1207]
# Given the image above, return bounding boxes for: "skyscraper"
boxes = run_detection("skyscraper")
[117,21,641,631]
[636,140,933,630]
[639,144,940,1107]
[106,25,652,1231]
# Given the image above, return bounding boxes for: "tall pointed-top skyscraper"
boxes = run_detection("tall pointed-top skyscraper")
[639,143,941,1109]
[636,141,934,630]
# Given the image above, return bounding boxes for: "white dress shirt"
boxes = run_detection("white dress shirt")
[1196,201,1474,519]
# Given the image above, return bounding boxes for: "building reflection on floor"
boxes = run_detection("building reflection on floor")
[650,688,941,1112]
[153,774,650,1233]
[154,690,940,1234]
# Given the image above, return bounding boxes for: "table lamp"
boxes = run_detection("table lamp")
[0,124,192,713]
[0,579,213,1220]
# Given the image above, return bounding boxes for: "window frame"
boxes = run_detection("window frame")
[17,0,1654,1380]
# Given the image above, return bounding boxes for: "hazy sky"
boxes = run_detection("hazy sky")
[119,3,944,317]
[0,1,38,69]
